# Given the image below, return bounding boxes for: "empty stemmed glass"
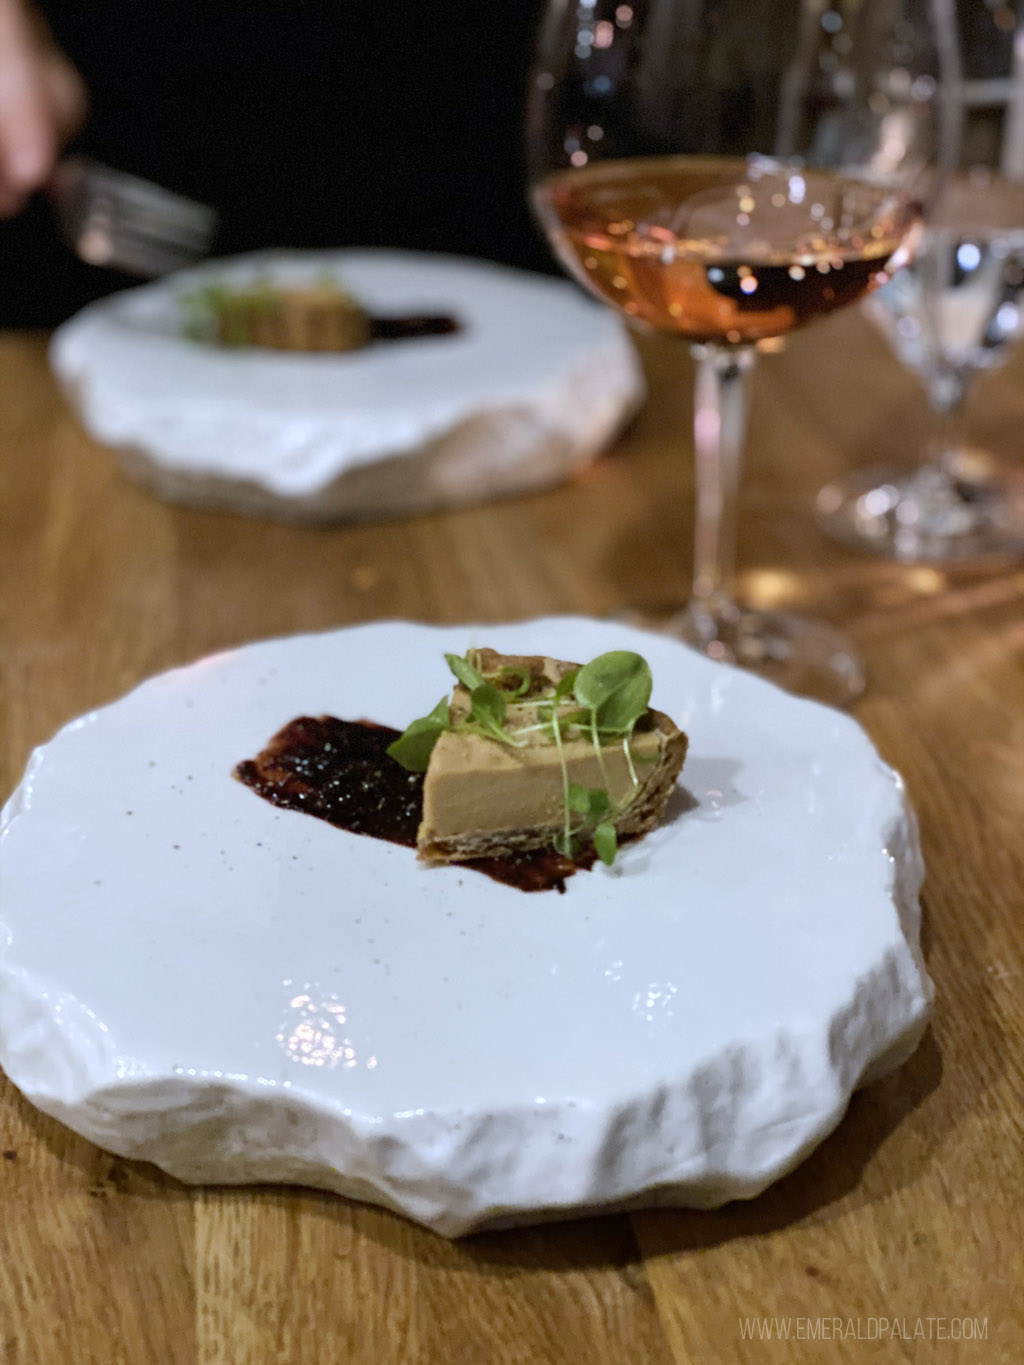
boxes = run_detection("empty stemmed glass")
[527,0,957,706]
[818,168,1024,560]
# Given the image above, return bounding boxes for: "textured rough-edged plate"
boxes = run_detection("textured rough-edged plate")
[49,250,643,521]
[0,619,930,1236]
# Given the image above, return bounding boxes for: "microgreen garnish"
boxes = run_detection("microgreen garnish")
[592,820,618,866]
[181,278,283,345]
[498,665,532,697]
[388,649,656,866]
[574,651,653,735]
[556,782,618,866]
[383,696,450,772]
[550,693,572,858]
[443,652,532,747]
[444,652,486,692]
[465,681,514,746]
[554,668,579,702]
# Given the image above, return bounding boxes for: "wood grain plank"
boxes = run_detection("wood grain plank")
[193,1191,674,1365]
[1,319,1022,1362]
[0,1082,195,1365]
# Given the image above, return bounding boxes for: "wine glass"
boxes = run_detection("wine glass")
[818,170,1024,561]
[526,0,958,706]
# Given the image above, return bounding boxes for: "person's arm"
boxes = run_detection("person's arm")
[0,0,87,216]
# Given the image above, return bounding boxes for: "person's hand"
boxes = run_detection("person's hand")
[0,0,87,216]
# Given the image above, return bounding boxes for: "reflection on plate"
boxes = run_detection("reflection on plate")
[0,618,930,1235]
[49,250,644,522]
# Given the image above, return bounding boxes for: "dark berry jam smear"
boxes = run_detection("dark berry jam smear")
[236,716,423,844]
[370,315,460,342]
[234,716,594,893]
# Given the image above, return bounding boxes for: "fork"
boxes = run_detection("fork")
[49,156,219,278]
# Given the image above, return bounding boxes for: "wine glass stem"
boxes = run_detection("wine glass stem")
[926,364,970,480]
[688,343,756,626]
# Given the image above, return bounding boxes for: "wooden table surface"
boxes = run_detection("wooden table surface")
[0,311,1021,1364]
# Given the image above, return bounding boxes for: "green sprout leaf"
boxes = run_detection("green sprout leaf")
[466,681,509,743]
[574,651,652,735]
[567,784,617,865]
[553,829,578,858]
[567,784,611,823]
[593,821,618,866]
[385,696,449,771]
[445,652,486,692]
[553,667,579,701]
[497,665,532,697]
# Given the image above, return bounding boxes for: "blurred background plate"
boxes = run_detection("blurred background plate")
[49,250,644,522]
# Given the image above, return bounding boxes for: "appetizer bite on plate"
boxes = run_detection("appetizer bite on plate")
[235,647,688,893]
[182,274,460,352]
[392,648,687,866]
[185,278,373,351]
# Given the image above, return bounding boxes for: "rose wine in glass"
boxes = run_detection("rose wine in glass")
[528,0,957,705]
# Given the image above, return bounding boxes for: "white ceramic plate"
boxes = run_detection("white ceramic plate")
[49,251,644,521]
[0,619,930,1235]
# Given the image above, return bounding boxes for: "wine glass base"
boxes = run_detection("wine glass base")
[817,455,1024,562]
[619,603,866,708]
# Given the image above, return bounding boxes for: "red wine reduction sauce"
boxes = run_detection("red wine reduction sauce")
[370,315,460,341]
[234,716,596,893]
